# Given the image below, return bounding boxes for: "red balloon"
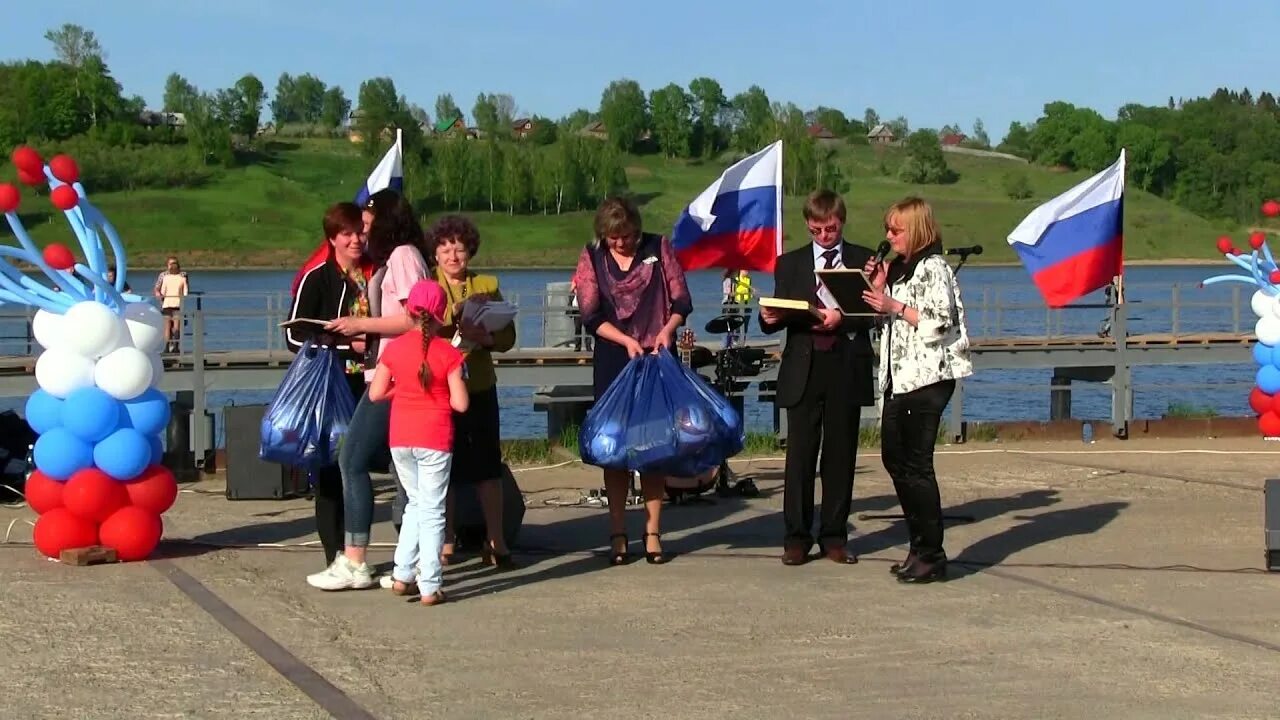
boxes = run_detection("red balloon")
[1250,231,1267,250]
[47,154,79,184]
[98,506,162,562]
[24,470,64,515]
[0,183,18,213]
[42,243,75,271]
[11,146,43,175]
[16,168,44,187]
[1270,270,1280,284]
[1259,411,1280,437]
[63,468,128,523]
[123,465,177,515]
[1249,387,1272,415]
[1216,236,1235,254]
[49,184,78,210]
[1263,200,1280,218]
[32,507,99,559]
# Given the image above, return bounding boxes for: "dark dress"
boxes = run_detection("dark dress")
[574,233,694,401]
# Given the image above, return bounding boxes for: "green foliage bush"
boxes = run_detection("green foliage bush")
[1003,170,1033,199]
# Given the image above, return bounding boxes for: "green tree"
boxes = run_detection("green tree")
[163,73,199,114]
[688,76,727,158]
[232,74,265,137]
[728,85,772,153]
[648,83,693,158]
[898,129,956,184]
[970,118,990,148]
[811,106,851,137]
[501,143,531,213]
[472,93,501,137]
[435,93,461,124]
[356,77,401,154]
[599,79,648,153]
[886,116,910,138]
[998,121,1033,158]
[559,108,592,134]
[44,23,105,124]
[526,115,558,145]
[1002,170,1033,199]
[864,107,880,129]
[319,85,350,128]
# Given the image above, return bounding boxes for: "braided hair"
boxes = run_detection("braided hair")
[416,311,441,390]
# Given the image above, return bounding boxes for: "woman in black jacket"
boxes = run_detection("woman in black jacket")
[285,202,373,568]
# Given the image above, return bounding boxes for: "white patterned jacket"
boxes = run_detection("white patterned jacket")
[876,251,974,396]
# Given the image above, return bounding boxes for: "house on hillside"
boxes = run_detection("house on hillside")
[866,123,895,144]
[807,123,838,144]
[939,132,967,146]
[347,109,400,143]
[580,120,608,140]
[512,117,535,138]
[138,110,186,129]
[434,115,476,139]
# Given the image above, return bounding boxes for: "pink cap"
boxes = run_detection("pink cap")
[406,280,447,323]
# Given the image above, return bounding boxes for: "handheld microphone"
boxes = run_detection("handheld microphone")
[873,241,891,264]
[945,245,983,257]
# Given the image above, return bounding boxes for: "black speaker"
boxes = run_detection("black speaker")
[453,464,526,549]
[1266,478,1280,572]
[224,404,309,500]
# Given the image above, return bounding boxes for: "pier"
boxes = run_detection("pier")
[0,282,1256,468]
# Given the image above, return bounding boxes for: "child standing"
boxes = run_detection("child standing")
[367,280,469,605]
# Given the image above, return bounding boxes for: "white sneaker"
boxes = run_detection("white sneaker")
[307,556,375,591]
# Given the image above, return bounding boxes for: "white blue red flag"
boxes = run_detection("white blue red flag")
[671,140,783,272]
[354,128,403,207]
[1008,149,1125,307]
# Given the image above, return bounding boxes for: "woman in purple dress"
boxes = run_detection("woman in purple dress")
[572,196,693,566]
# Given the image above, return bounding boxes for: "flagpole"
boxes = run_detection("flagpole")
[1115,147,1127,306]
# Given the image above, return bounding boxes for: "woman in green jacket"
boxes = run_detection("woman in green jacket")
[428,215,518,569]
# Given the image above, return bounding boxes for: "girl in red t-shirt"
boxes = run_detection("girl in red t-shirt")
[368,280,468,605]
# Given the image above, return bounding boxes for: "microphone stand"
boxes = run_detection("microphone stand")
[858,245,979,526]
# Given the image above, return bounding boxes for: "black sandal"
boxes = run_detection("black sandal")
[607,533,629,566]
[644,532,670,565]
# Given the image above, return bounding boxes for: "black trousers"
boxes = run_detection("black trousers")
[881,379,955,561]
[783,350,858,547]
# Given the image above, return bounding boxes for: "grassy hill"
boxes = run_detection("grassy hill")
[3,138,1239,269]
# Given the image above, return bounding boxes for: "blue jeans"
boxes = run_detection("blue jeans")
[338,389,390,547]
[390,447,452,595]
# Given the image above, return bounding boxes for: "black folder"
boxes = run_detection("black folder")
[815,269,878,316]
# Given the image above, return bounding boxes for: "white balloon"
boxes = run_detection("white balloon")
[31,309,66,351]
[1252,289,1273,319]
[1257,315,1280,346]
[34,348,96,399]
[124,302,165,354]
[1270,295,1280,321]
[93,346,154,400]
[62,301,125,359]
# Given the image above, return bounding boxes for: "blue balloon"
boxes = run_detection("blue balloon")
[1257,365,1280,394]
[149,435,164,466]
[584,421,625,466]
[93,428,152,481]
[675,404,712,449]
[1254,341,1274,367]
[33,427,94,480]
[61,387,124,443]
[122,388,170,436]
[24,389,63,434]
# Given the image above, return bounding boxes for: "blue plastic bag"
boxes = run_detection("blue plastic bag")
[259,339,357,469]
[580,348,744,477]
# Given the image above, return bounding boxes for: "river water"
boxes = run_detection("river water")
[0,263,1258,444]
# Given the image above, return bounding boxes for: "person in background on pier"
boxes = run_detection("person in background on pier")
[368,280,469,606]
[308,189,430,591]
[285,202,372,569]
[154,255,188,354]
[861,196,973,584]
[573,195,692,565]
[758,189,875,566]
[106,266,132,293]
[428,214,518,570]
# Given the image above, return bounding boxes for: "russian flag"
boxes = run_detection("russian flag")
[354,128,403,207]
[1008,149,1125,308]
[290,130,402,296]
[671,140,783,272]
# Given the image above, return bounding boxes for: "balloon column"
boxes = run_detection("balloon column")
[4,146,176,561]
[1200,199,1280,438]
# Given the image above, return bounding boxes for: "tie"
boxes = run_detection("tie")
[813,249,839,351]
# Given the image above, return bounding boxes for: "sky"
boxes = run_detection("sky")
[6,0,1278,142]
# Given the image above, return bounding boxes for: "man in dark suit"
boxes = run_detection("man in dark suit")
[759,189,876,565]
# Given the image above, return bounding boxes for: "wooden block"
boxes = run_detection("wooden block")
[59,545,118,566]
